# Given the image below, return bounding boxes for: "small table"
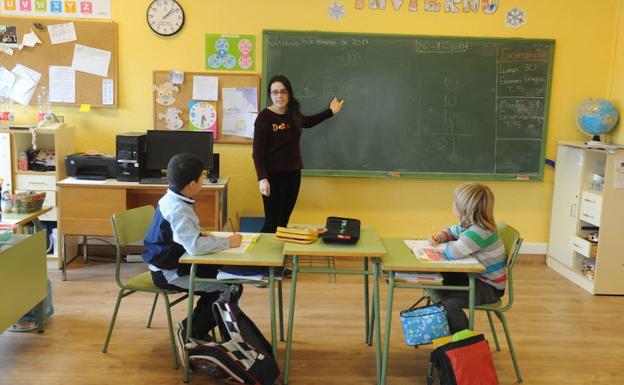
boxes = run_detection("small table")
[379,238,485,385]
[1,207,52,232]
[282,227,387,385]
[178,234,285,383]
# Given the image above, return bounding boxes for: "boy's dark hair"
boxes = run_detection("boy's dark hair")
[167,153,205,191]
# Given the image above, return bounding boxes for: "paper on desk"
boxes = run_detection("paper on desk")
[192,76,218,101]
[0,66,15,97]
[22,29,42,47]
[210,231,260,243]
[404,240,479,264]
[47,22,77,45]
[49,66,75,103]
[9,64,41,105]
[62,177,108,184]
[72,44,111,77]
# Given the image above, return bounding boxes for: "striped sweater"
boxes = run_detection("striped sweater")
[437,223,507,290]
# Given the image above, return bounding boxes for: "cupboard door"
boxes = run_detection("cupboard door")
[548,146,583,268]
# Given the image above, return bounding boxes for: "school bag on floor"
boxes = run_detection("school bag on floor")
[187,287,279,385]
[427,334,498,385]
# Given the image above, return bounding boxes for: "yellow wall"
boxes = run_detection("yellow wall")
[611,0,624,144]
[10,0,622,241]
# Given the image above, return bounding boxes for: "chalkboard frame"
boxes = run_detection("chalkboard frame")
[262,30,555,181]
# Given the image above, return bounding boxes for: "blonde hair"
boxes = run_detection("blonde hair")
[453,183,497,232]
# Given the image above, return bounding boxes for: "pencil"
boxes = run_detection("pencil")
[229,218,237,234]
[432,225,438,246]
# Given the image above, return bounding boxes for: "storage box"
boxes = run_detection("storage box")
[13,191,46,213]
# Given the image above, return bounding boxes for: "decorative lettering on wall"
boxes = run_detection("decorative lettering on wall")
[355,0,498,13]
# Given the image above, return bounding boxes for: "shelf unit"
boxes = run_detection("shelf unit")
[0,125,75,258]
[547,141,624,294]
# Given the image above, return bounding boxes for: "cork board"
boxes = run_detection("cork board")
[152,71,259,145]
[0,17,118,108]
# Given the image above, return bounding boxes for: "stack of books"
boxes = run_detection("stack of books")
[394,272,443,285]
[275,226,325,244]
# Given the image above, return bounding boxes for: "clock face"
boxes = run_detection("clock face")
[146,0,185,36]
[189,101,217,131]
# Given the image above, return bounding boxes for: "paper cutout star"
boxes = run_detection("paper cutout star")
[327,0,345,21]
[505,7,526,29]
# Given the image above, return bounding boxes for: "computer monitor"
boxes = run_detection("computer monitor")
[145,130,213,174]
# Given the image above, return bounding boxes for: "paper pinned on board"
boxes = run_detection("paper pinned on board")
[47,22,78,45]
[71,44,111,77]
[9,64,41,106]
[0,66,16,97]
[222,112,256,138]
[192,75,218,101]
[102,79,114,105]
[22,29,42,47]
[49,66,75,103]
[0,44,14,55]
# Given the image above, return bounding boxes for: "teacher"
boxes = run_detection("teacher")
[252,75,343,233]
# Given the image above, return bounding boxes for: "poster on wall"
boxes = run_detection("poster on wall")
[1,0,111,19]
[205,34,255,71]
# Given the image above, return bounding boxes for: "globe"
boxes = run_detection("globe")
[576,98,619,143]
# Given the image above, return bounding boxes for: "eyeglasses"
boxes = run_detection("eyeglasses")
[270,90,288,96]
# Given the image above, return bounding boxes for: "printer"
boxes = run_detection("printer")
[65,153,117,180]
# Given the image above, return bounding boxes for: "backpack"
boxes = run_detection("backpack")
[321,216,361,244]
[427,334,498,385]
[187,287,279,385]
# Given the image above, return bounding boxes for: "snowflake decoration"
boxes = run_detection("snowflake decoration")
[327,0,345,21]
[505,7,526,29]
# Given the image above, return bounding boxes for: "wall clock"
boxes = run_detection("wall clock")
[146,0,185,36]
[189,101,217,138]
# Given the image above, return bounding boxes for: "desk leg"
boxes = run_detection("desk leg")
[373,260,381,385]
[468,273,475,330]
[61,234,67,281]
[283,256,299,385]
[364,258,370,344]
[380,272,395,385]
[269,267,277,359]
[183,264,197,383]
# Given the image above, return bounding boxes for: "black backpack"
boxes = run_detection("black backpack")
[187,287,279,385]
[321,216,361,244]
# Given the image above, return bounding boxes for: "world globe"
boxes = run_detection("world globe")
[576,98,619,142]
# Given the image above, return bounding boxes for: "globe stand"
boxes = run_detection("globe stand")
[586,135,605,147]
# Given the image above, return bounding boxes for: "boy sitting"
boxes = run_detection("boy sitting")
[142,153,242,343]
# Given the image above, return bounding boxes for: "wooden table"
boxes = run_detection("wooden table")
[282,227,387,385]
[178,234,285,383]
[57,177,228,280]
[379,237,485,385]
[1,207,52,231]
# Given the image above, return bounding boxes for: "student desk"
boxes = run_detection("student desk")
[178,234,285,383]
[0,231,47,333]
[1,207,52,231]
[282,227,387,385]
[57,177,228,280]
[379,237,485,385]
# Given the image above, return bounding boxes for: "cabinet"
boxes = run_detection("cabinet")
[0,125,75,257]
[547,142,624,294]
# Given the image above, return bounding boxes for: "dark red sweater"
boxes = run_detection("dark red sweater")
[252,108,333,180]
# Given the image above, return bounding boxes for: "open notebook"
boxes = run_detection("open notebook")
[209,231,260,253]
[404,240,479,264]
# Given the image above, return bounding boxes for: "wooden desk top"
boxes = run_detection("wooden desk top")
[380,237,485,273]
[179,234,284,267]
[57,177,229,189]
[0,207,52,227]
[283,227,386,258]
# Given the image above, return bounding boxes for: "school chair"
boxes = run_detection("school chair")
[476,221,523,383]
[102,205,188,369]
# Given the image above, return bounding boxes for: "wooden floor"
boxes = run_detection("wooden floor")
[1,257,622,385]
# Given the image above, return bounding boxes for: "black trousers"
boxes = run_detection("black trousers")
[431,273,504,334]
[261,170,301,233]
[152,265,242,339]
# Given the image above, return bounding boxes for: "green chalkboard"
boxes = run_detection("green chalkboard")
[262,30,555,180]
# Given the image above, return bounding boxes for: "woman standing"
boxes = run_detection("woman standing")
[252,75,343,233]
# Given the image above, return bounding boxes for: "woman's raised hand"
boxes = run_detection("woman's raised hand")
[330,97,344,114]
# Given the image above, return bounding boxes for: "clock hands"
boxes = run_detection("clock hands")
[159,7,178,23]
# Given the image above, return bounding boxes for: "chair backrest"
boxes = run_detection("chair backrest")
[496,221,523,312]
[111,205,155,287]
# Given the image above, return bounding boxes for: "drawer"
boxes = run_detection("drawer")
[15,190,56,208]
[571,236,597,258]
[581,191,602,212]
[16,174,56,191]
[579,206,601,227]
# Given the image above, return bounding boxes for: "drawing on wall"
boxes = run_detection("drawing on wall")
[0,0,112,19]
[153,82,179,106]
[505,7,526,29]
[188,100,217,138]
[327,0,345,20]
[205,34,255,71]
[158,107,183,130]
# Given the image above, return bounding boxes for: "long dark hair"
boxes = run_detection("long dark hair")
[267,75,302,125]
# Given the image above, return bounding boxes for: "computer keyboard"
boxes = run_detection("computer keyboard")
[139,177,168,185]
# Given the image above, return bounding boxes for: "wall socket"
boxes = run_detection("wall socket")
[125,254,143,263]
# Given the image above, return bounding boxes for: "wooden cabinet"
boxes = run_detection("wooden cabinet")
[547,142,624,294]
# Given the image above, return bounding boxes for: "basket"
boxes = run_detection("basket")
[13,191,46,213]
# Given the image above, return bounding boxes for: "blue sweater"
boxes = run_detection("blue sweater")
[142,189,229,271]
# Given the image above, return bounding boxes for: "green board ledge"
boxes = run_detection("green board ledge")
[302,169,543,181]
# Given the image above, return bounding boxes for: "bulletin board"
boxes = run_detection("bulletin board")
[152,71,259,145]
[0,17,118,108]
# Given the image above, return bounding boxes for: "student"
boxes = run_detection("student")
[252,74,343,233]
[142,153,243,343]
[8,279,54,332]
[428,183,507,333]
